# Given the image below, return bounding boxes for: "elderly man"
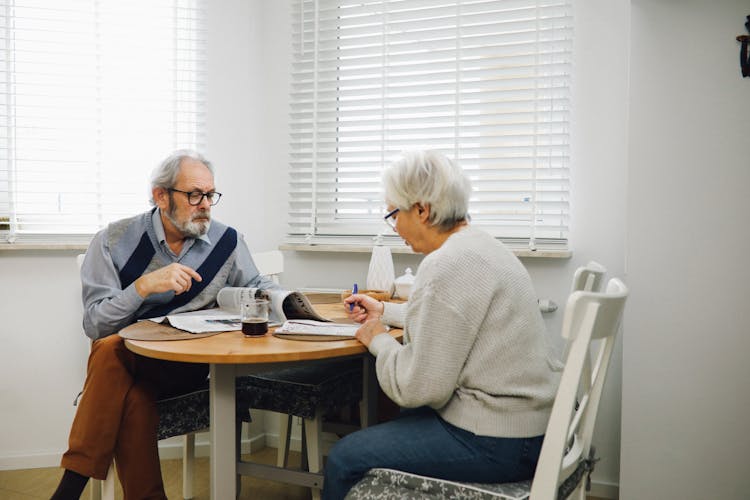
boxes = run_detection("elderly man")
[51,150,279,500]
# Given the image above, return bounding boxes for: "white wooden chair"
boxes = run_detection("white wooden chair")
[79,250,285,500]
[570,261,606,295]
[345,277,629,500]
[564,261,607,397]
[77,253,209,500]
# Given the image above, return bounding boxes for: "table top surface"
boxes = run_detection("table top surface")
[124,301,402,365]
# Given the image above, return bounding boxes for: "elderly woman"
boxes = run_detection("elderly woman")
[322,150,562,500]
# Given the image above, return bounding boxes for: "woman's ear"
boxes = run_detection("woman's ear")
[417,203,431,223]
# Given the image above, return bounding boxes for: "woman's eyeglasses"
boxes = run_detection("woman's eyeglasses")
[384,208,399,229]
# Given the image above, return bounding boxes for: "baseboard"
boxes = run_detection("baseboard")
[589,480,619,499]
[156,432,267,460]
[0,433,267,471]
[0,451,62,471]
[264,430,339,456]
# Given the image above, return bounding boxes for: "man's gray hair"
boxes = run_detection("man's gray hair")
[383,150,471,232]
[149,150,214,205]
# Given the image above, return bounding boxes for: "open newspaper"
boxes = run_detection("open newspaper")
[274,319,359,340]
[144,287,330,334]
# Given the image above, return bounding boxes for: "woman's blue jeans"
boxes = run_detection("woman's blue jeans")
[322,406,544,500]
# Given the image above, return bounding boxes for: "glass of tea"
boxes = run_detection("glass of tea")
[241,298,269,337]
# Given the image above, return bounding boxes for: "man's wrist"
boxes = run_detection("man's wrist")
[134,276,148,298]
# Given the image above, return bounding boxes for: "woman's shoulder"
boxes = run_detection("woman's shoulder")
[419,228,493,280]
[438,226,512,262]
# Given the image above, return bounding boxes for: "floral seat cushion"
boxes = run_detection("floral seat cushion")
[344,459,591,500]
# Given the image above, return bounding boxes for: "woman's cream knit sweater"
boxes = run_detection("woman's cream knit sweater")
[370,226,562,438]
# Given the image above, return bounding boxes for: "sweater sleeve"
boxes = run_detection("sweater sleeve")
[81,229,146,340]
[381,301,406,328]
[371,270,492,409]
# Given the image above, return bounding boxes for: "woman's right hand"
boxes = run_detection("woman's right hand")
[344,294,385,323]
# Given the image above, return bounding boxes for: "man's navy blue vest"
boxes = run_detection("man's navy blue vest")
[117,227,237,319]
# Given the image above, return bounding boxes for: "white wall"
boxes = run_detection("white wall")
[0,1,630,494]
[9,2,746,499]
[621,1,750,499]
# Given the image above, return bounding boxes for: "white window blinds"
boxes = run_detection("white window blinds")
[288,0,572,249]
[0,0,205,245]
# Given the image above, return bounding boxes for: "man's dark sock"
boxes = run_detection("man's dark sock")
[50,469,89,500]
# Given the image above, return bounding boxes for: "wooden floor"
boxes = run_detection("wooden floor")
[0,447,610,499]
[0,447,311,500]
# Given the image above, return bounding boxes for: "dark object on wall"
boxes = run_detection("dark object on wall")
[738,15,750,77]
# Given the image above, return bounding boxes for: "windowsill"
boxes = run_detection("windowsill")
[1,242,572,259]
[279,243,571,259]
[0,243,89,251]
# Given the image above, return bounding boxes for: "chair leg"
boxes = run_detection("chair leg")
[99,462,115,500]
[183,433,195,500]
[236,418,244,499]
[277,413,293,467]
[90,478,102,500]
[303,410,324,500]
[358,399,369,429]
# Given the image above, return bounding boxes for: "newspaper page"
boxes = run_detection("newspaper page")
[143,287,330,334]
[273,319,359,340]
[145,308,241,334]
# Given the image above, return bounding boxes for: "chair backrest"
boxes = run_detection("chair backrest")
[75,254,91,352]
[251,250,284,284]
[562,261,608,388]
[529,278,628,499]
[570,261,606,294]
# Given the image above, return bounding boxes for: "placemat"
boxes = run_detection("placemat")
[119,320,225,341]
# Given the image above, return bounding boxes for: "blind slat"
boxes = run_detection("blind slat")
[0,0,207,243]
[288,0,571,248]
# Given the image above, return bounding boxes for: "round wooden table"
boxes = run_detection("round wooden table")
[123,300,402,500]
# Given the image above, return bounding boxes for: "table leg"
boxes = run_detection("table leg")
[210,363,236,500]
[362,355,378,427]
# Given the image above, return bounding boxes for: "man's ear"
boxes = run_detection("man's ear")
[153,187,169,209]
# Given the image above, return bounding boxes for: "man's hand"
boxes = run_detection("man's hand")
[134,263,202,298]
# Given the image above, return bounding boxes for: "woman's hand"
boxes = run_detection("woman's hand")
[355,318,388,348]
[344,294,385,323]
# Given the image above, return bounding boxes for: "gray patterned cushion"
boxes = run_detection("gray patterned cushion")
[344,459,591,500]
[155,381,252,440]
[235,358,363,421]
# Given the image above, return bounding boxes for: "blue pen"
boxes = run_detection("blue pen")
[350,283,358,311]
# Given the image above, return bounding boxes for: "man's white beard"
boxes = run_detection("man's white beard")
[166,208,211,238]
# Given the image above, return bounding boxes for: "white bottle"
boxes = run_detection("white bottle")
[394,267,415,300]
[367,245,395,297]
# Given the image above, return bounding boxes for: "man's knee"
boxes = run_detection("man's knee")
[88,334,134,374]
[123,384,159,429]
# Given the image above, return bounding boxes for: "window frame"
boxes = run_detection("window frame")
[286,0,573,252]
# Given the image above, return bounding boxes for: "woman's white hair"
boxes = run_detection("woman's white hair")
[149,150,214,205]
[383,150,471,232]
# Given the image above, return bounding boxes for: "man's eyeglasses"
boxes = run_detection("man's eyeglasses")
[384,208,399,229]
[168,188,223,206]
